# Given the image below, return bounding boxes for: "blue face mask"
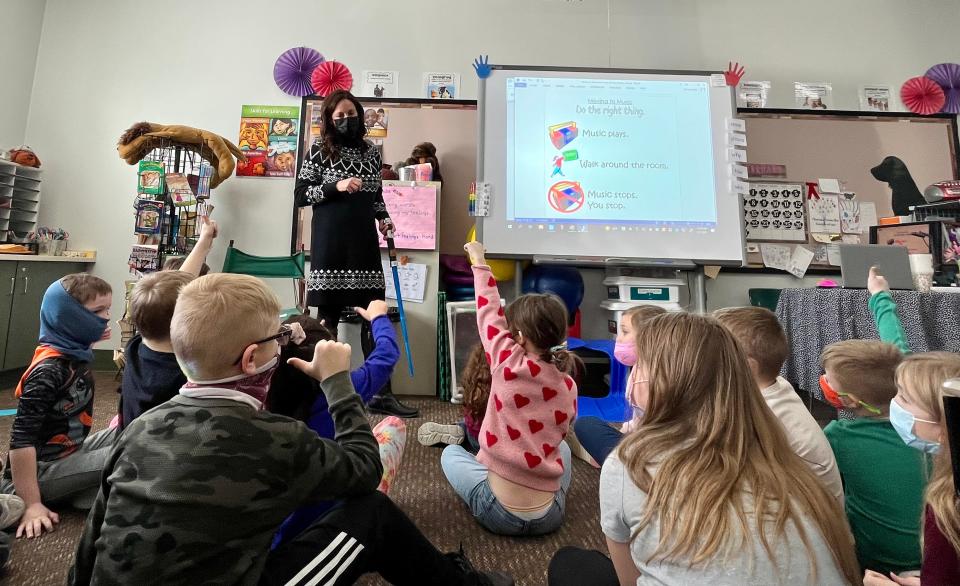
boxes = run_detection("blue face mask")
[889,398,941,454]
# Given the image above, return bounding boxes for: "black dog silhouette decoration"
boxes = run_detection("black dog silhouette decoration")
[871,156,927,216]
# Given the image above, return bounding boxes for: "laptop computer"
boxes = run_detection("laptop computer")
[839,244,914,289]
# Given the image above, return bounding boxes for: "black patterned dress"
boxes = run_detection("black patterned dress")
[294,140,389,308]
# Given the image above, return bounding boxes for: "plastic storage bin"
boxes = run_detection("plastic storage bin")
[601,299,683,336]
[603,276,683,303]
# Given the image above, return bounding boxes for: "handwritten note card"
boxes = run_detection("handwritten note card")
[382,261,427,303]
[809,194,841,234]
[787,246,815,278]
[378,182,438,250]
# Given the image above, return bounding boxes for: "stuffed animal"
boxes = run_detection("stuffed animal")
[9,146,41,168]
[117,122,245,189]
[871,156,927,216]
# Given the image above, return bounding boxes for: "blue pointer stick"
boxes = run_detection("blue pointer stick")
[386,230,415,377]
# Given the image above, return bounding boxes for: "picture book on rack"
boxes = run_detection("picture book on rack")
[135,199,164,235]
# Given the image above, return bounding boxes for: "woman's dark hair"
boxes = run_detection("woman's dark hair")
[319,89,369,160]
[505,293,583,376]
[405,142,442,183]
[461,343,492,422]
[266,314,336,420]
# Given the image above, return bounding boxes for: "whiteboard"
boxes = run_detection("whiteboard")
[478,66,743,265]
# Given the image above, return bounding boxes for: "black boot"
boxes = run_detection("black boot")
[367,391,420,418]
[445,545,514,586]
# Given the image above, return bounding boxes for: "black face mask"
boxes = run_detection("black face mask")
[334,116,361,138]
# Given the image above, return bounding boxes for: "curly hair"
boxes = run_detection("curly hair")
[461,343,492,423]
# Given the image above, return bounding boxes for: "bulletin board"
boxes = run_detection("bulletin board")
[293,97,477,254]
[741,109,958,267]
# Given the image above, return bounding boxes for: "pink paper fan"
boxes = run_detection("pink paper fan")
[274,47,325,97]
[311,61,354,97]
[901,76,945,115]
[925,63,960,114]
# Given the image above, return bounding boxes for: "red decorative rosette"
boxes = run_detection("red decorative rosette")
[901,76,946,115]
[310,61,354,96]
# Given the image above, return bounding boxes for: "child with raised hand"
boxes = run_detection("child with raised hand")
[713,306,844,504]
[439,241,580,537]
[572,305,666,465]
[418,343,491,453]
[1,274,114,539]
[70,273,511,586]
[267,299,408,547]
[117,217,225,429]
[550,312,860,586]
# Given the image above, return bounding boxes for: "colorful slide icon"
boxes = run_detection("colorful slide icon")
[549,122,578,150]
[548,181,585,213]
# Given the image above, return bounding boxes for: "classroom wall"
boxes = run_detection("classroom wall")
[22,0,960,348]
[0,0,45,147]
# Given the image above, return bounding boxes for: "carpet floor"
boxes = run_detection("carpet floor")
[0,371,605,586]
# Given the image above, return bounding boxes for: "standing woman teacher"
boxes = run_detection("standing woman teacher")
[294,89,418,418]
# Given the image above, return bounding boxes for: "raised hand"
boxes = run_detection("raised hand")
[724,61,746,86]
[464,240,486,266]
[287,340,352,382]
[867,266,890,295]
[355,300,388,322]
[473,55,492,79]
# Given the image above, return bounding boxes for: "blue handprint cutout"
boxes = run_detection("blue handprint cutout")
[473,55,492,79]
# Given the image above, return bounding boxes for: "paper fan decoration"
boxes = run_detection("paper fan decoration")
[925,62,960,114]
[901,76,945,115]
[274,47,325,97]
[311,61,353,96]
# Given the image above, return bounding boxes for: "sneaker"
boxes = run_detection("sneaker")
[418,422,465,447]
[0,494,24,531]
[367,393,420,418]
[445,545,514,586]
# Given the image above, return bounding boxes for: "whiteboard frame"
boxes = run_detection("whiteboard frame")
[477,65,743,267]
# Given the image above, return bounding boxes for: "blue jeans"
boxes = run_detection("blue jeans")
[440,441,572,536]
[573,416,623,464]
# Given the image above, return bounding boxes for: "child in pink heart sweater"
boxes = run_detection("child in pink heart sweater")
[440,241,580,536]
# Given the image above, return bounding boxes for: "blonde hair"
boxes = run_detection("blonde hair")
[713,306,788,382]
[130,271,194,340]
[617,312,859,584]
[623,304,667,332]
[170,273,280,379]
[896,352,960,555]
[820,340,902,407]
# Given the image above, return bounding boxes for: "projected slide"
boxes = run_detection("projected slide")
[506,77,717,228]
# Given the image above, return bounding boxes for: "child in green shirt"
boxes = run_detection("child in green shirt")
[819,266,926,574]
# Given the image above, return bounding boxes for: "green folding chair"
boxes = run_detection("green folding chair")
[222,240,306,320]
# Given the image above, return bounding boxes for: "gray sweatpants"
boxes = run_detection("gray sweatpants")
[1,427,117,510]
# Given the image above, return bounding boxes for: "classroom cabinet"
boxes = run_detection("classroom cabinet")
[0,259,91,371]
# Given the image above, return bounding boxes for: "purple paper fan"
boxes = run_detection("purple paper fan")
[274,47,325,97]
[925,62,960,114]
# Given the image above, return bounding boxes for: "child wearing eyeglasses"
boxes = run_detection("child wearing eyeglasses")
[71,273,512,586]
[820,336,926,574]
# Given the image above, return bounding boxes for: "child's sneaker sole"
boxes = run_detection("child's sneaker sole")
[0,494,25,531]
[418,422,465,447]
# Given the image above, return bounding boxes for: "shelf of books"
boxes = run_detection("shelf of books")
[0,160,42,243]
